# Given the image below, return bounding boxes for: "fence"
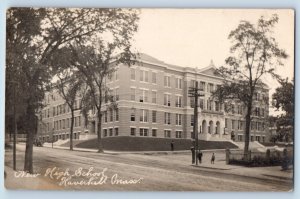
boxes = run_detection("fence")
[225,147,293,167]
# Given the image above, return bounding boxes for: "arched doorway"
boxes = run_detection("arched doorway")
[202,120,207,134]
[216,121,220,134]
[208,121,214,134]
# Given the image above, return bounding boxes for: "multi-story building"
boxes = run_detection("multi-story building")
[37,53,270,143]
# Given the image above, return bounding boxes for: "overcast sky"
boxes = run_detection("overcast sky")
[132,9,294,115]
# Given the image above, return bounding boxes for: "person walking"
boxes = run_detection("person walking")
[191,146,195,164]
[198,150,203,164]
[171,140,174,151]
[211,153,215,164]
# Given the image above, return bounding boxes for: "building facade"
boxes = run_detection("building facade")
[37,54,270,143]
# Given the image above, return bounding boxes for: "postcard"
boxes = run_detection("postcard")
[4,8,294,191]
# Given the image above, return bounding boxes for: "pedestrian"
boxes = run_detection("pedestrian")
[211,153,215,164]
[198,151,203,164]
[191,147,195,164]
[171,140,174,151]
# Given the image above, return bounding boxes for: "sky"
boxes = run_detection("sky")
[132,9,295,115]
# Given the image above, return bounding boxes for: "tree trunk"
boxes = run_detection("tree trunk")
[24,104,35,173]
[244,102,252,160]
[70,110,74,151]
[97,110,104,153]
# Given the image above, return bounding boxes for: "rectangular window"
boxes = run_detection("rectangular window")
[152,91,157,103]
[139,89,148,103]
[200,81,206,91]
[191,115,194,126]
[238,135,243,141]
[164,76,171,87]
[199,99,204,109]
[176,131,182,138]
[104,111,108,123]
[164,94,171,106]
[115,108,119,121]
[115,128,119,136]
[139,128,148,136]
[140,109,149,122]
[232,120,235,130]
[130,128,136,136]
[152,129,157,137]
[190,80,196,88]
[208,83,214,93]
[225,118,228,128]
[152,111,157,123]
[53,107,56,116]
[103,129,108,137]
[115,88,119,101]
[215,101,219,111]
[164,130,171,138]
[140,70,148,82]
[130,68,135,80]
[62,119,65,129]
[176,114,182,126]
[110,109,113,122]
[109,129,113,136]
[176,96,182,107]
[164,112,171,125]
[152,72,157,84]
[190,98,195,108]
[130,109,135,121]
[175,78,182,89]
[130,88,136,101]
[207,100,212,111]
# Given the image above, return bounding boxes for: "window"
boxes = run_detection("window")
[164,76,171,87]
[262,136,265,143]
[164,112,171,125]
[67,118,69,128]
[256,136,260,142]
[152,111,157,123]
[109,128,113,136]
[140,109,149,122]
[152,91,157,104]
[130,88,136,101]
[115,128,119,136]
[78,116,81,127]
[164,94,171,106]
[130,128,136,136]
[140,70,148,82]
[190,80,196,88]
[261,108,265,117]
[208,83,214,93]
[176,114,182,126]
[130,109,135,121]
[53,107,56,116]
[115,88,119,101]
[104,111,108,123]
[152,129,157,137]
[59,120,62,129]
[62,119,65,129]
[103,129,108,137]
[115,108,119,121]
[238,120,243,130]
[237,105,243,115]
[255,107,260,116]
[207,100,212,111]
[152,72,157,84]
[231,104,235,114]
[251,136,254,142]
[139,128,148,136]
[176,131,182,138]
[190,98,195,108]
[130,68,135,80]
[238,135,243,141]
[110,108,113,122]
[215,101,220,111]
[164,130,171,138]
[175,78,182,89]
[232,120,235,130]
[139,89,148,103]
[176,96,182,107]
[225,118,228,128]
[200,81,205,91]
[191,115,194,126]
[199,99,204,109]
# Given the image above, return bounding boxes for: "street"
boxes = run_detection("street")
[5,144,293,191]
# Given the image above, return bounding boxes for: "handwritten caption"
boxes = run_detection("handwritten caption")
[14,167,143,186]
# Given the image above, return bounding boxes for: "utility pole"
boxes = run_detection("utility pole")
[188,81,204,165]
[13,82,17,171]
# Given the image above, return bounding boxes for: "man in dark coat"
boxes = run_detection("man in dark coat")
[198,150,203,164]
[191,147,195,164]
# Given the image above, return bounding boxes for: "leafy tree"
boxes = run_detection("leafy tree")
[271,78,294,142]
[213,14,288,159]
[6,8,139,173]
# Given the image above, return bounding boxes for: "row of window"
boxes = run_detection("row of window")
[129,109,183,126]
[42,100,81,119]
[103,108,119,123]
[236,134,266,142]
[225,119,266,131]
[130,127,183,138]
[103,128,119,137]
[41,116,82,132]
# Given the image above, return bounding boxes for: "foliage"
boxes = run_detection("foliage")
[213,14,288,158]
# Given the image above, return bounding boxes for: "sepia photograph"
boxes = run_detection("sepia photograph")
[4,8,294,191]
